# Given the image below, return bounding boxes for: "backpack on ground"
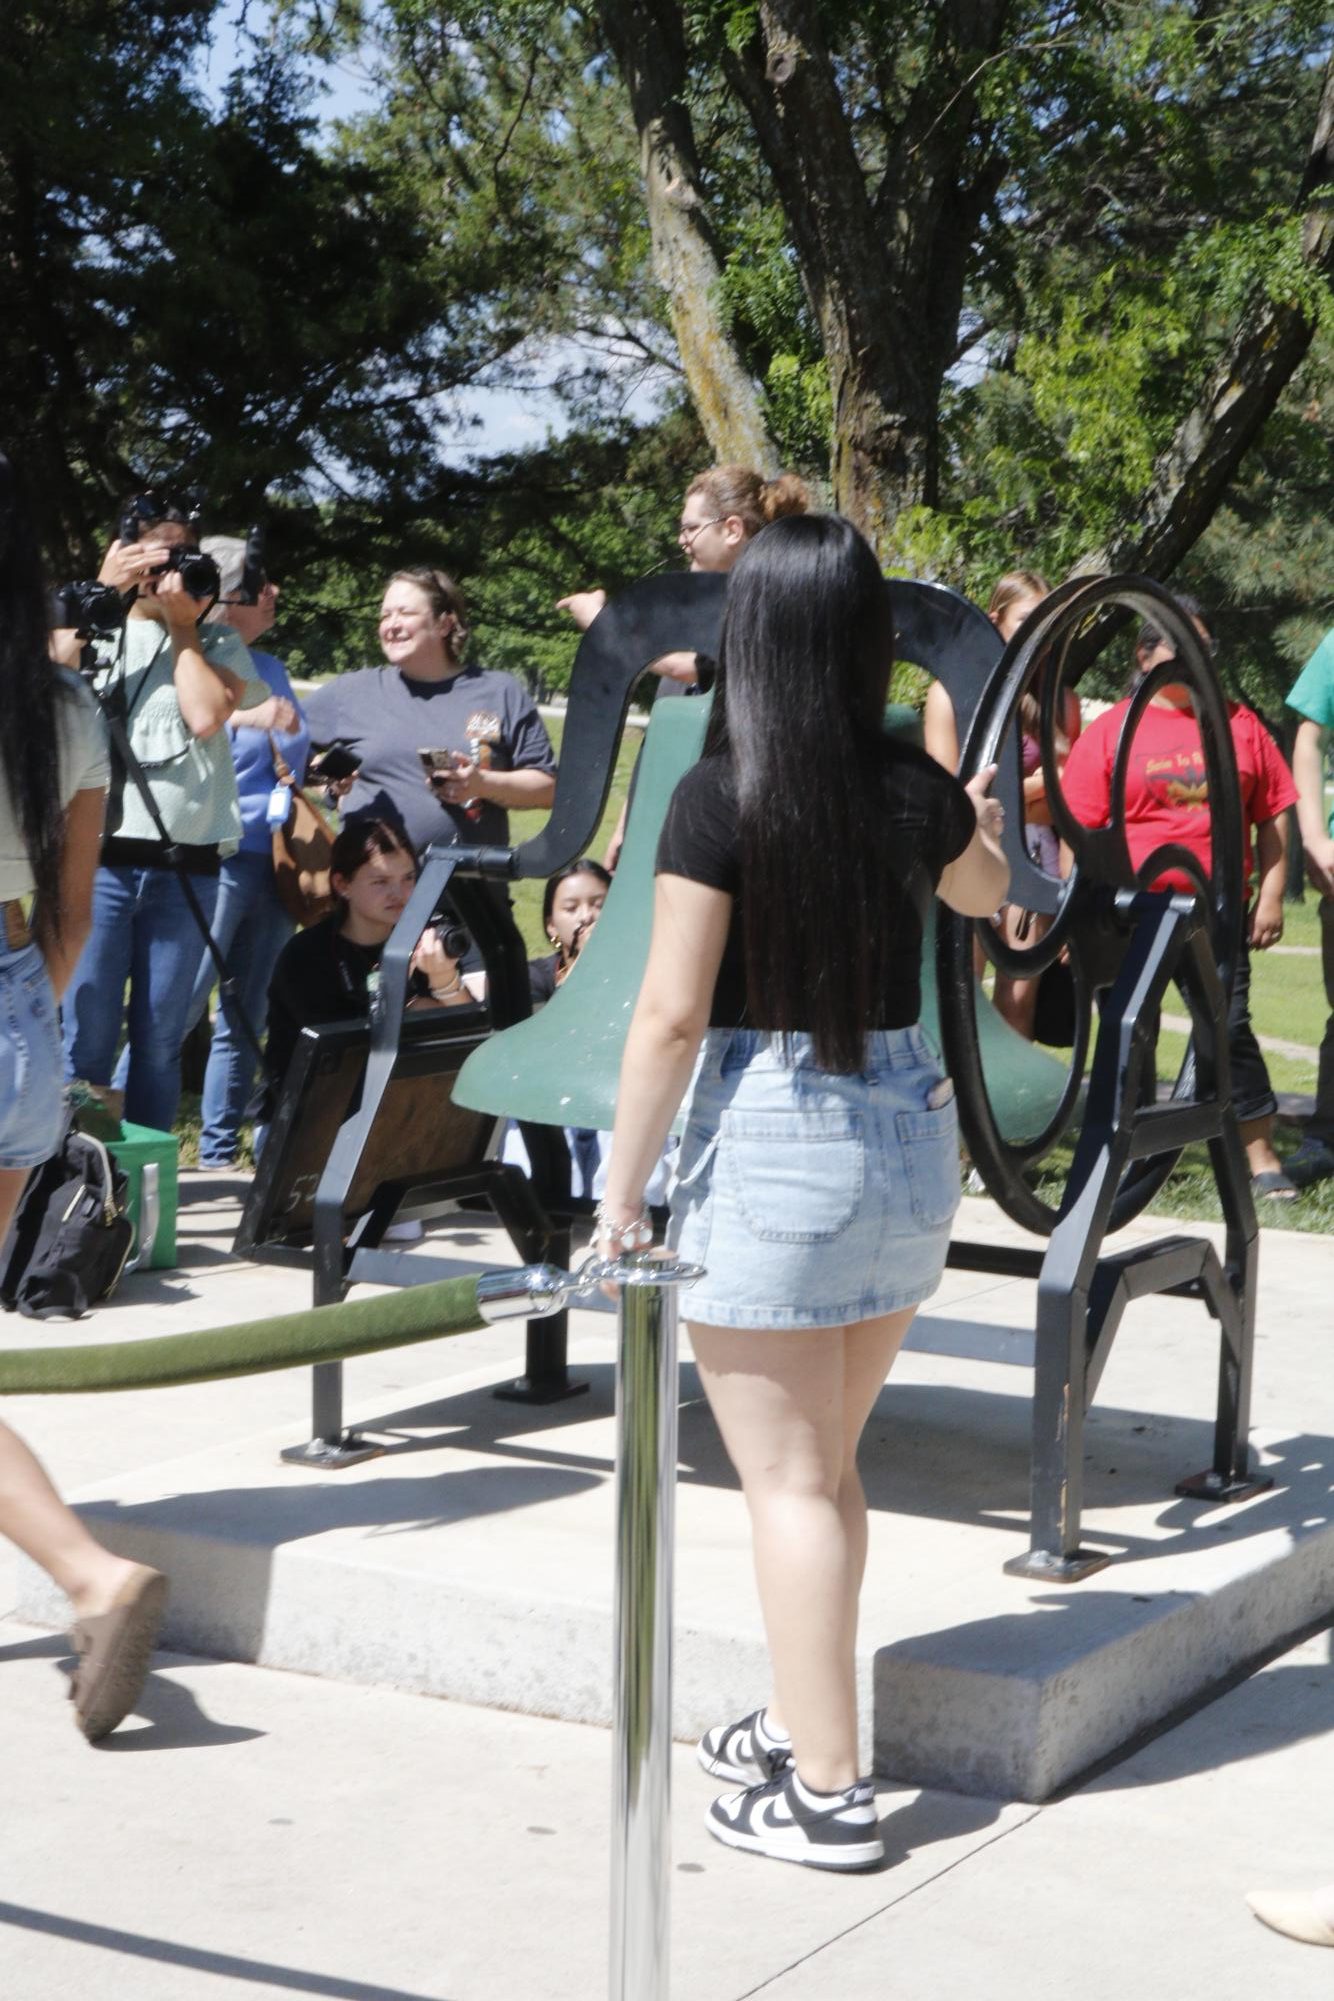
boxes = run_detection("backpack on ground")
[0,1124,134,1320]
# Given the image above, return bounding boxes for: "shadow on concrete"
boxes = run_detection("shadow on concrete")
[1075,1617,1334,1793]
[88,1461,605,1551]
[877,1783,1009,1866]
[0,1898,447,2000]
[318,1365,1334,1572]
[81,1655,269,1753]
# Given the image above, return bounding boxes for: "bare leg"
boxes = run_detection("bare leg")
[691,1306,915,1793]
[0,1166,140,1620]
[1242,1114,1289,1184]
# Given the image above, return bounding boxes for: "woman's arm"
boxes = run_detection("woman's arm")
[1250,815,1287,949]
[38,786,106,998]
[598,873,731,1236]
[923,680,960,772]
[429,761,556,813]
[937,768,1010,916]
[474,765,556,810]
[156,574,235,739]
[1293,718,1334,896]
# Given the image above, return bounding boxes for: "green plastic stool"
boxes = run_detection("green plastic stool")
[108,1121,178,1270]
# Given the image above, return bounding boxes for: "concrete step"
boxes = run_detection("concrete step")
[14,1210,1334,1801]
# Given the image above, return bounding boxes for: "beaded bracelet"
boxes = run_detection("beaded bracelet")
[594,1201,653,1251]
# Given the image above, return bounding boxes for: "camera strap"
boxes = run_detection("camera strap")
[91,643,266,1068]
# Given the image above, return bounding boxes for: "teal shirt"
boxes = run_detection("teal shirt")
[91,619,267,853]
[1286,629,1334,836]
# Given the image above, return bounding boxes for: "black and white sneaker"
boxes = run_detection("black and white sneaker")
[697,1707,793,1785]
[706,1769,884,1871]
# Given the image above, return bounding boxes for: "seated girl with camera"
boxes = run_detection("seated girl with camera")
[263,818,476,1113]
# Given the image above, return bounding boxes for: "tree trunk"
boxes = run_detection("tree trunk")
[594,0,778,472]
[1074,58,1334,581]
[723,0,1008,546]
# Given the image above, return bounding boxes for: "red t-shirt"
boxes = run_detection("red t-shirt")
[1060,698,1296,892]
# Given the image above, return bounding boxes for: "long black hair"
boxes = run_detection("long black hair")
[703,512,900,1073]
[0,453,65,933]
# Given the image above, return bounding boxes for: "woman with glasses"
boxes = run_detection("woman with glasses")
[559,465,809,864]
[1061,593,1299,1199]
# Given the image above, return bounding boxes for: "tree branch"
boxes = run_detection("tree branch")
[1074,56,1334,580]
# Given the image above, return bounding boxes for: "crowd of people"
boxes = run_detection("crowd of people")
[2,441,1334,1897]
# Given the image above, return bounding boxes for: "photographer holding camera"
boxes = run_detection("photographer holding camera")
[60,497,267,1133]
[179,533,310,1170]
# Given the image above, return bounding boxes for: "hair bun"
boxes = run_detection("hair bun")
[761,473,811,522]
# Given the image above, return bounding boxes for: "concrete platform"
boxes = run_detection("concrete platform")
[7,1179,1334,1801]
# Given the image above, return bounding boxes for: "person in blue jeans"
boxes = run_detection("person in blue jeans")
[0,450,168,1740]
[62,502,266,1133]
[184,536,310,1168]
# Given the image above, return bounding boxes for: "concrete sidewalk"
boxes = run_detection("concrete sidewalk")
[3,1172,1334,1995]
[0,1614,1330,1999]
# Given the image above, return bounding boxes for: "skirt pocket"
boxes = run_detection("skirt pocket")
[720,1108,864,1244]
[895,1104,961,1230]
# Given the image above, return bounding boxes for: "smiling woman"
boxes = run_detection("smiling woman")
[302,566,556,860]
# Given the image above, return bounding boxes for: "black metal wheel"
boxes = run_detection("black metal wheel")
[935,574,1245,1236]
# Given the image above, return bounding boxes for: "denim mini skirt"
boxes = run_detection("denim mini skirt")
[0,940,64,1171]
[667,1026,960,1330]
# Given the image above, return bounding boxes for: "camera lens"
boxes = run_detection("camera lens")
[436,922,472,961]
[167,546,221,598]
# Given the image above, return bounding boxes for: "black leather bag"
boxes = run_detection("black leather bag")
[0,1125,134,1320]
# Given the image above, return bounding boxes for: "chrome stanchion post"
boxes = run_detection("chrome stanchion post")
[602,1251,702,2001]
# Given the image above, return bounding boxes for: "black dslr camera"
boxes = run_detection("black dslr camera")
[117,491,221,600]
[231,524,267,605]
[48,579,127,639]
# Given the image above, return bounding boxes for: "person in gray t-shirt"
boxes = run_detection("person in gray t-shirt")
[303,566,556,857]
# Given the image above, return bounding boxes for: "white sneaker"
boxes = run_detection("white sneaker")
[1246,1888,1334,1946]
[698,1708,793,1786]
[706,1769,884,1871]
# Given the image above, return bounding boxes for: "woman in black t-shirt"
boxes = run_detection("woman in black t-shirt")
[597,514,1009,1872]
[527,857,611,1006]
[264,819,474,1111]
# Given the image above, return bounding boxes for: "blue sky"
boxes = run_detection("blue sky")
[196,2,664,457]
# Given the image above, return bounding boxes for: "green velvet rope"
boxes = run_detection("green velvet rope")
[0,1273,484,1395]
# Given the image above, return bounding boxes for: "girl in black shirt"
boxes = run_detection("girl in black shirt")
[597,514,1009,1872]
[527,858,611,1006]
[265,819,471,1106]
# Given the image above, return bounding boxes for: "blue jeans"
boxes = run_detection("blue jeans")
[0,942,63,1170]
[63,864,220,1135]
[184,851,293,1164]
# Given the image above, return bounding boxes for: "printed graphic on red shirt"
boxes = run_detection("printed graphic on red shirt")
[1061,699,1296,893]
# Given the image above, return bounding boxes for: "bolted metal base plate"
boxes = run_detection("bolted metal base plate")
[1174,1468,1274,1505]
[1004,1545,1114,1583]
[493,1376,591,1407]
[280,1434,386,1471]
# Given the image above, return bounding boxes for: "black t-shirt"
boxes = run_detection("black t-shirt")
[655,743,975,1030]
[528,951,559,1006]
[265,916,385,1101]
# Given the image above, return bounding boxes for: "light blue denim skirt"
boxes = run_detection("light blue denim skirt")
[667,1026,959,1330]
[0,941,64,1171]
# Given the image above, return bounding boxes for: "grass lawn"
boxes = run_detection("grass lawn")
[1018,892,1332,1234]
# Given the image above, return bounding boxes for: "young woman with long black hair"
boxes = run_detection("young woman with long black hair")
[0,452,167,1740]
[596,514,1009,1870]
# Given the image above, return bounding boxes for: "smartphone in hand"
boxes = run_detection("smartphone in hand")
[308,742,362,783]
